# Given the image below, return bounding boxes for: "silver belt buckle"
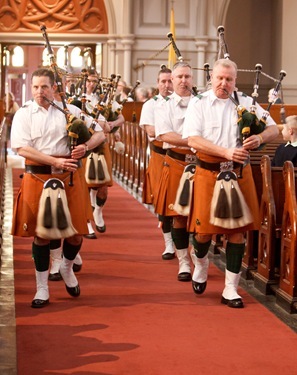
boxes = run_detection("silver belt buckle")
[219,161,233,172]
[51,166,64,174]
[185,154,197,164]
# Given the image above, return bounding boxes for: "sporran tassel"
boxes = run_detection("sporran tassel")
[231,181,243,218]
[88,153,96,180]
[97,158,105,180]
[178,179,190,206]
[214,181,230,218]
[43,195,53,228]
[56,191,68,229]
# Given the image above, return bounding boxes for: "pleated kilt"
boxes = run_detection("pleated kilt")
[142,141,166,205]
[11,160,90,237]
[154,149,194,217]
[188,153,260,235]
[77,165,93,221]
[83,141,113,188]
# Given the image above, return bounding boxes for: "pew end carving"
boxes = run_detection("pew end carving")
[275,161,297,313]
[254,156,281,294]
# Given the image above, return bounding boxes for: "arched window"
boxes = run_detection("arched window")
[42,48,50,66]
[56,47,65,68]
[12,46,24,67]
[71,47,83,68]
[3,47,10,66]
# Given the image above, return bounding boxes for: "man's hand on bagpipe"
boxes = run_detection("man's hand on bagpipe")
[102,120,112,134]
[242,134,263,151]
[224,147,249,164]
[52,157,79,172]
[71,144,89,160]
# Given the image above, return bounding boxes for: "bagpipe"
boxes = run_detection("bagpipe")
[207,26,287,228]
[83,74,126,185]
[42,96,91,150]
[34,25,92,238]
[78,68,89,121]
[167,32,205,96]
[217,25,262,144]
[113,79,141,125]
[40,25,92,186]
[80,73,124,127]
[217,25,286,177]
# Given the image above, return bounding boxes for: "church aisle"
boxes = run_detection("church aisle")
[10,169,297,374]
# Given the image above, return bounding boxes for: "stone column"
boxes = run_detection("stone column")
[194,38,208,91]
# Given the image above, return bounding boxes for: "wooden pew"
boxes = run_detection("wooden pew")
[239,131,284,276]
[253,156,283,294]
[240,135,284,278]
[262,104,297,124]
[275,161,297,313]
[0,117,7,260]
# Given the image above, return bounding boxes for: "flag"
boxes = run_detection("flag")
[168,6,176,69]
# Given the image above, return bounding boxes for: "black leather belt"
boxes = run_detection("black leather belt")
[25,165,67,174]
[150,143,166,155]
[166,149,197,163]
[196,159,242,172]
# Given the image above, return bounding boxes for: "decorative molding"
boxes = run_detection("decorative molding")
[0,0,108,33]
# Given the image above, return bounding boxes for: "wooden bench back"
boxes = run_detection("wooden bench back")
[277,161,297,308]
[259,104,297,124]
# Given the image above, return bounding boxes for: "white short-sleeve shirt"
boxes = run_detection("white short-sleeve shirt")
[183,89,276,149]
[11,100,100,155]
[154,92,191,149]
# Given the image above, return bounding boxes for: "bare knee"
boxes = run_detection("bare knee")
[66,235,83,246]
[195,234,212,243]
[34,237,50,246]
[172,215,188,228]
[227,233,245,244]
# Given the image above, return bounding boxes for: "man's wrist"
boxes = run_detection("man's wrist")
[257,134,264,144]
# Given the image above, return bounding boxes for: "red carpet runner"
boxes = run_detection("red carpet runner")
[13,169,297,374]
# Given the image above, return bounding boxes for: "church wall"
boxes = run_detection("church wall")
[0,0,296,104]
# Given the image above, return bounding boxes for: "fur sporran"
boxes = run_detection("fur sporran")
[85,153,111,185]
[210,170,253,229]
[36,178,77,239]
[173,164,196,216]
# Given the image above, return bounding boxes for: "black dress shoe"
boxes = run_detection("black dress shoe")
[177,272,192,282]
[96,225,106,233]
[221,296,244,308]
[65,284,80,297]
[83,233,97,239]
[162,252,175,260]
[72,263,82,273]
[192,280,207,295]
[48,272,62,281]
[31,298,50,308]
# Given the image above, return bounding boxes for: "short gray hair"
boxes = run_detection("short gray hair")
[213,58,237,73]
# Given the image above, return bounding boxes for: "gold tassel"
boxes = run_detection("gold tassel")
[214,182,230,218]
[88,153,96,180]
[231,182,243,218]
[43,195,53,228]
[97,159,105,180]
[56,192,68,230]
[179,179,190,206]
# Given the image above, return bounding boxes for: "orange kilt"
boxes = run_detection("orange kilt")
[77,165,93,221]
[154,151,192,217]
[188,156,260,234]
[83,141,113,188]
[142,141,166,205]
[11,161,90,237]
